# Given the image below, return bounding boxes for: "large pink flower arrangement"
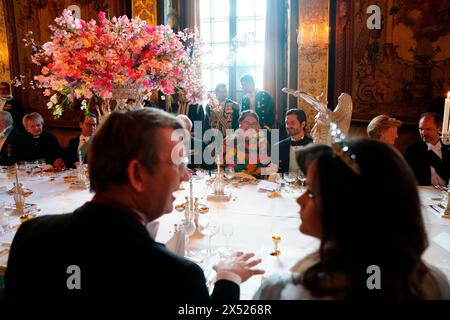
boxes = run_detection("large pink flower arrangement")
[32,9,205,118]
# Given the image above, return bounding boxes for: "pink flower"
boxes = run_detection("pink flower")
[23,10,206,118]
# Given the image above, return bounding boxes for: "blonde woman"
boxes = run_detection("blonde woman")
[23,112,64,169]
[367,114,402,145]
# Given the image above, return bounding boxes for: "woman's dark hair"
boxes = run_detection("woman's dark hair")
[295,138,430,299]
[238,110,259,123]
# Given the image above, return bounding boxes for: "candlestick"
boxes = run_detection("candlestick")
[189,178,193,212]
[78,150,83,165]
[14,163,19,194]
[444,92,450,135]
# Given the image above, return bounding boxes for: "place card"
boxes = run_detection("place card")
[258,180,279,192]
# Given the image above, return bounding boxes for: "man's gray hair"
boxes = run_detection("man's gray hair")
[0,110,13,127]
[176,114,192,131]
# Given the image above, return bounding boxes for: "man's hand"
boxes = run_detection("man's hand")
[213,251,265,283]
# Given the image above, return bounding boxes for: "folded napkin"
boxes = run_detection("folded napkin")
[165,228,185,257]
[234,172,256,180]
[147,220,185,256]
[146,221,160,239]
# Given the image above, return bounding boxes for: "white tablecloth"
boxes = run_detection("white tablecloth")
[1,172,449,299]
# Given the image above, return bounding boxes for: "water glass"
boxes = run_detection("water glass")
[224,166,235,180]
[203,219,219,256]
[0,201,10,234]
[298,169,307,190]
[220,222,234,257]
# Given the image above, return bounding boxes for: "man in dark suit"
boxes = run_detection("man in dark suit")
[404,112,450,186]
[5,108,263,299]
[65,112,97,168]
[275,109,313,173]
[0,111,27,166]
[240,74,274,130]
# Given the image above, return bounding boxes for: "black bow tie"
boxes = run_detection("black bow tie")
[290,139,304,146]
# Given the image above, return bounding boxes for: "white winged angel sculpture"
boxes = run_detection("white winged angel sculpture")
[282,89,353,145]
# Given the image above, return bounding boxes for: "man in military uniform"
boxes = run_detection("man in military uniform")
[206,83,239,135]
[240,74,274,130]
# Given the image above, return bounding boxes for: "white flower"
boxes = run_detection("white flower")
[50,94,58,104]
[80,100,87,110]
[53,104,63,117]
[47,101,54,109]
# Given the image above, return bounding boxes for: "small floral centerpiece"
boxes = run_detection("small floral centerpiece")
[28,9,205,118]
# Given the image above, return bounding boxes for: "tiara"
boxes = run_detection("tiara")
[332,142,362,176]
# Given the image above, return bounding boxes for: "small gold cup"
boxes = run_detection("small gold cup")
[270,235,281,256]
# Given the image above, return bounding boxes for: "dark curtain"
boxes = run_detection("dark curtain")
[263,0,293,130]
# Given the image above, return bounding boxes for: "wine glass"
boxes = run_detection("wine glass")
[224,166,235,180]
[0,201,11,235]
[182,209,196,257]
[203,219,219,256]
[220,222,234,258]
[273,173,284,191]
[297,169,307,191]
[283,171,297,192]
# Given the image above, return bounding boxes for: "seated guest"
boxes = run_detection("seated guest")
[254,139,450,299]
[276,108,313,173]
[22,112,64,169]
[224,110,271,177]
[176,114,209,170]
[0,111,26,166]
[5,108,264,299]
[404,112,450,186]
[65,112,97,168]
[0,82,25,132]
[367,114,402,146]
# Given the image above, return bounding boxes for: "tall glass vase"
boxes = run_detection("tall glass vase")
[97,84,145,124]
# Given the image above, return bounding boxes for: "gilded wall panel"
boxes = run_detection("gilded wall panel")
[0,2,10,82]
[132,0,157,25]
[297,0,329,133]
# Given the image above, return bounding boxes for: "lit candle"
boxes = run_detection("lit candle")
[443,92,450,136]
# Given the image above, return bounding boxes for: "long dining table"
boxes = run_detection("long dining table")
[0,169,449,299]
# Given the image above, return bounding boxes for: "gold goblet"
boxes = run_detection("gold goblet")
[270,235,281,256]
